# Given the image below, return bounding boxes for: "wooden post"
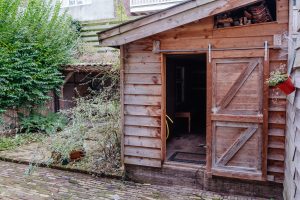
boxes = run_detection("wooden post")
[120,45,125,170]
[206,50,212,177]
[161,53,167,162]
[59,72,74,110]
[262,43,270,181]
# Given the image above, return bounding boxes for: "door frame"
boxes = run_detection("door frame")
[160,51,210,167]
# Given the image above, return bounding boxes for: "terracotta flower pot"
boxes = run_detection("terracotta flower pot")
[276,77,295,95]
[69,149,85,161]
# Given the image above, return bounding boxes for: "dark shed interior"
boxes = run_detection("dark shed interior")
[166,54,207,164]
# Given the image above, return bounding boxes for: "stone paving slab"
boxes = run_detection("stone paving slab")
[0,139,123,177]
[0,140,99,164]
[0,142,50,163]
[0,161,267,200]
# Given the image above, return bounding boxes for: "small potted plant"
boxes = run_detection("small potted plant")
[49,125,86,165]
[50,139,86,164]
[267,70,295,95]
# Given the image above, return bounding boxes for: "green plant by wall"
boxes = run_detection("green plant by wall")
[0,0,79,114]
[19,112,68,134]
[71,20,82,34]
[0,133,45,151]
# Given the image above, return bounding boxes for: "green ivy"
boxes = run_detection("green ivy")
[19,112,68,134]
[0,0,79,112]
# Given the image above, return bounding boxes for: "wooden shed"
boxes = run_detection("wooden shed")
[49,64,112,112]
[98,0,289,198]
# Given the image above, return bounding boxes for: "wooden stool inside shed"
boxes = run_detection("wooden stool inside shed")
[175,112,191,133]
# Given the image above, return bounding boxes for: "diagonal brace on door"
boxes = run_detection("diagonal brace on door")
[217,126,258,166]
[217,60,260,111]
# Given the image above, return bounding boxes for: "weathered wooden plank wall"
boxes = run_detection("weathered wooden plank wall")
[123,40,163,167]
[122,0,288,182]
[283,0,300,199]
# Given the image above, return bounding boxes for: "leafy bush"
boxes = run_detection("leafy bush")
[0,0,79,112]
[19,112,68,134]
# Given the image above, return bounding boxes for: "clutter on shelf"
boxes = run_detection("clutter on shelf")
[215,1,275,28]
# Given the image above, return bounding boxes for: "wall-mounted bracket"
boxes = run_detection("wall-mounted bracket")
[208,44,212,63]
[153,40,161,54]
[264,41,268,61]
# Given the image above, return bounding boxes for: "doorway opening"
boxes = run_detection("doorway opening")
[166,54,207,165]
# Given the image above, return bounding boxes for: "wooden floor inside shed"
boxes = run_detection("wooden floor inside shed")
[167,132,206,165]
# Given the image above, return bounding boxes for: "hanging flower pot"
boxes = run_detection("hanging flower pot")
[267,70,295,95]
[276,76,295,95]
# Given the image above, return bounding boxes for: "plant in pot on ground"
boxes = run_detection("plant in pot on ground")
[50,124,86,165]
[267,67,295,95]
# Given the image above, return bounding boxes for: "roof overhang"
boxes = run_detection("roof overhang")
[63,64,112,73]
[98,0,261,47]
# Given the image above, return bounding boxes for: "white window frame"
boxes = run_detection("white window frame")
[61,0,92,8]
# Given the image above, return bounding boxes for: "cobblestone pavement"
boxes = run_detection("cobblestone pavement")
[0,161,266,200]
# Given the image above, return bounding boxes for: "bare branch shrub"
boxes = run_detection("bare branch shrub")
[47,55,121,173]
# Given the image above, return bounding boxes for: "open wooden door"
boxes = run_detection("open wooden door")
[208,49,269,181]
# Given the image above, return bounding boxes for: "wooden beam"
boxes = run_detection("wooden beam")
[206,49,213,175]
[59,72,74,110]
[124,146,161,159]
[211,114,264,123]
[217,127,258,166]
[63,72,74,85]
[161,53,166,162]
[262,49,270,181]
[124,136,162,148]
[212,168,263,181]
[212,49,265,58]
[298,9,300,32]
[124,156,161,168]
[99,0,215,40]
[99,0,261,46]
[294,50,300,69]
[120,45,125,169]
